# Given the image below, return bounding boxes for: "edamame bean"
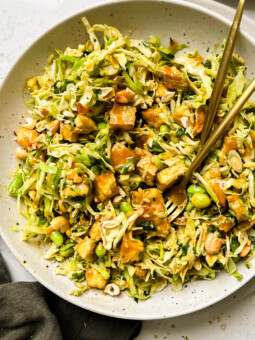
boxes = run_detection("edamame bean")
[95,243,107,257]
[119,202,133,213]
[98,122,107,130]
[191,193,211,209]
[59,243,75,257]
[185,201,193,212]
[160,125,170,134]
[50,231,64,247]
[187,184,206,196]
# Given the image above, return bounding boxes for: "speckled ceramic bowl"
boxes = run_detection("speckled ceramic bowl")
[0,0,255,320]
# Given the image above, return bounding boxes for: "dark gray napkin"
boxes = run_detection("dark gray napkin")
[0,254,141,340]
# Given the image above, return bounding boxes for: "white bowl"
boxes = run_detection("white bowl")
[0,0,255,320]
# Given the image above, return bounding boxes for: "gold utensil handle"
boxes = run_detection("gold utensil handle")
[186,78,255,179]
[199,0,245,149]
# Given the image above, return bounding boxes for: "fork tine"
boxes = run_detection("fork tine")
[169,206,185,222]
[167,202,177,215]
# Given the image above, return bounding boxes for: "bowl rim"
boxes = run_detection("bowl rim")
[1,0,255,320]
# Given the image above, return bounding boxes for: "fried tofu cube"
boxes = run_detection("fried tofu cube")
[227,195,249,221]
[155,82,168,98]
[134,147,158,185]
[93,172,118,202]
[171,104,192,126]
[132,188,164,206]
[60,123,79,142]
[136,156,158,186]
[203,168,226,207]
[136,205,170,237]
[141,105,164,130]
[74,114,97,134]
[211,215,235,233]
[74,237,96,261]
[120,232,144,263]
[16,127,40,148]
[86,268,108,289]
[111,143,135,170]
[109,103,136,130]
[158,66,189,90]
[156,161,187,192]
[115,88,135,104]
[89,220,102,241]
[76,102,94,117]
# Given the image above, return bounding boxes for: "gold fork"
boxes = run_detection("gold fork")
[166,77,255,222]
[165,0,246,222]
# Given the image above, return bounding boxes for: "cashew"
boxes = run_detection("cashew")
[104,283,120,296]
[58,199,67,213]
[16,147,28,160]
[50,216,70,233]
[102,220,120,229]
[205,233,223,255]
[46,120,60,136]
[22,117,37,130]
[228,150,243,173]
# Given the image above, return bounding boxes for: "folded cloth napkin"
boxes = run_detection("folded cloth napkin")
[0,254,141,340]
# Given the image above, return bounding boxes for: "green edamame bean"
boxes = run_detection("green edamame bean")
[160,125,170,134]
[95,243,107,257]
[97,122,107,130]
[50,231,64,247]
[8,173,23,195]
[185,201,193,212]
[187,184,206,196]
[59,243,75,257]
[119,202,133,214]
[191,193,211,209]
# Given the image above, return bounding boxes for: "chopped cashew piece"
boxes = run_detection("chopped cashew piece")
[104,283,120,296]
[205,234,223,255]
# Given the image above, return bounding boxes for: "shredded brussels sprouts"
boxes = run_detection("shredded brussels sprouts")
[9,18,255,300]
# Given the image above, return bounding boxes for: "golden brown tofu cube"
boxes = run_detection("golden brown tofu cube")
[111,143,135,170]
[74,114,97,134]
[115,88,135,104]
[136,205,170,237]
[155,82,168,98]
[109,103,136,130]
[60,123,79,142]
[89,220,102,241]
[93,172,118,202]
[156,161,187,192]
[86,268,108,289]
[227,195,249,221]
[158,66,189,90]
[141,105,164,130]
[171,104,191,126]
[136,156,158,186]
[16,127,40,148]
[132,188,164,206]
[120,232,144,263]
[74,236,96,261]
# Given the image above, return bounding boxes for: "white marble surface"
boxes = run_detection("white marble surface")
[0,0,255,339]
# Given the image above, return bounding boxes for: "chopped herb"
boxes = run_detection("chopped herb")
[176,128,185,137]
[142,41,150,47]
